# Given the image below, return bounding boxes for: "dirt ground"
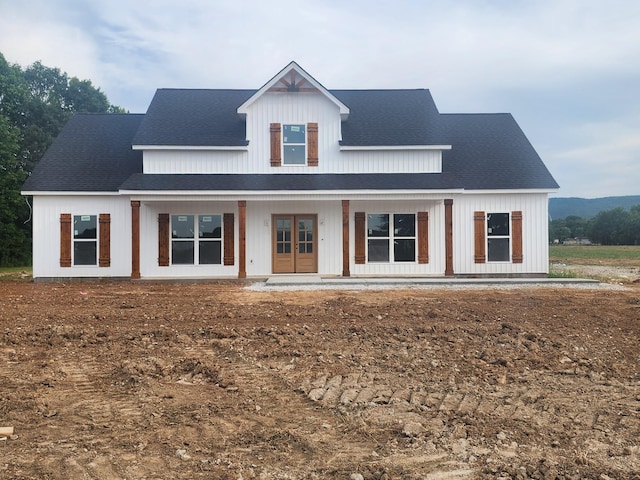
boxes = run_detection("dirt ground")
[1,277,639,479]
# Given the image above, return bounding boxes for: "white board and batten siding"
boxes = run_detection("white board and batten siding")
[31,196,132,278]
[142,91,444,175]
[453,193,550,275]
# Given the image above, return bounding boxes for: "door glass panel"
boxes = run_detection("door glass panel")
[297,218,313,256]
[276,218,292,255]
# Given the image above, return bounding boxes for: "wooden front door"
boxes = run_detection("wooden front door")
[272,215,317,273]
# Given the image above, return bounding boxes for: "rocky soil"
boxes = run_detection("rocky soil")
[0,278,639,479]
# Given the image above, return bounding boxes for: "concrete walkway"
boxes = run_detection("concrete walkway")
[264,275,599,287]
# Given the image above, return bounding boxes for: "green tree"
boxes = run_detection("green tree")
[588,207,631,245]
[0,114,30,266]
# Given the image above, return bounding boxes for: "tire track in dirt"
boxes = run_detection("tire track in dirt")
[58,358,144,427]
[296,369,640,473]
[181,339,451,477]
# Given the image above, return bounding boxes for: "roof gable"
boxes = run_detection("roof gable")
[237,61,350,120]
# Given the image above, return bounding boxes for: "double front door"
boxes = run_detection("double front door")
[272,215,317,273]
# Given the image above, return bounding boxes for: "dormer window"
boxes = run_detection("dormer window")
[283,124,306,165]
[270,123,318,167]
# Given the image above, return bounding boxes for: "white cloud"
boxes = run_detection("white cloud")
[0,0,638,197]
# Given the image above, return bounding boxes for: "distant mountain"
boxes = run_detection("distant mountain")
[549,195,640,220]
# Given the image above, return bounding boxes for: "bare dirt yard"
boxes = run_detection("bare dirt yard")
[1,277,639,479]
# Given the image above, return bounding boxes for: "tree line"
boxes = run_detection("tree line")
[0,52,123,266]
[549,206,640,245]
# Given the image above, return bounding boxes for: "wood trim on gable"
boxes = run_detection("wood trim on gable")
[60,213,72,267]
[270,123,281,167]
[98,213,111,267]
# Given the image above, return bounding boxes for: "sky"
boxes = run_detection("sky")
[1,0,638,199]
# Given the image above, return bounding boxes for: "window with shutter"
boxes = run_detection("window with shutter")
[60,213,72,267]
[307,123,318,166]
[512,211,523,263]
[474,211,486,264]
[99,214,111,267]
[158,213,170,266]
[270,123,282,167]
[354,212,365,264]
[223,213,234,265]
[417,211,429,264]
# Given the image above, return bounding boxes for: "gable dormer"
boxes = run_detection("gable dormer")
[238,62,350,169]
[237,61,350,120]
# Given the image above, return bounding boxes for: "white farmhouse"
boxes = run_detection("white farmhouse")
[22,62,559,280]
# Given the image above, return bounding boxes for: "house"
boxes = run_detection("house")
[22,62,559,280]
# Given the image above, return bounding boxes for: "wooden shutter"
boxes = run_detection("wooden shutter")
[223,213,234,266]
[270,123,281,167]
[355,212,366,264]
[511,211,523,263]
[98,213,111,267]
[307,122,318,166]
[158,213,170,266]
[474,211,486,264]
[417,211,429,264]
[60,213,72,267]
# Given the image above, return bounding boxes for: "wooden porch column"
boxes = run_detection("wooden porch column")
[131,200,141,279]
[342,200,350,277]
[444,199,454,276]
[238,200,247,279]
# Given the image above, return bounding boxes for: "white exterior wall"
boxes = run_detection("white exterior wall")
[452,192,550,275]
[142,91,443,175]
[31,195,132,279]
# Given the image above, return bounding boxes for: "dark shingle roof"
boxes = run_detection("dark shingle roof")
[333,89,440,146]
[119,173,461,191]
[436,113,559,189]
[132,89,253,146]
[22,114,144,192]
[23,88,559,193]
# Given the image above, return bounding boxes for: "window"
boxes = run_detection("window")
[283,124,306,165]
[367,213,416,263]
[487,213,510,262]
[171,215,222,265]
[73,215,97,265]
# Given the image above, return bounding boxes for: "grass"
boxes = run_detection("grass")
[0,266,32,280]
[549,245,640,267]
